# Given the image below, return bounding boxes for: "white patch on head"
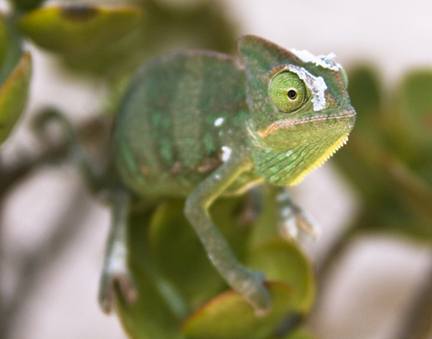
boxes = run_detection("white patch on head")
[284,64,327,111]
[290,49,342,71]
[221,146,232,162]
[214,117,224,127]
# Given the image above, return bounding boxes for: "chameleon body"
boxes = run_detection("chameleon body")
[103,35,356,314]
[114,51,255,197]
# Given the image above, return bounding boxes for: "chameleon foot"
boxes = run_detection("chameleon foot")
[234,268,271,316]
[277,189,320,240]
[98,267,137,314]
[279,207,320,240]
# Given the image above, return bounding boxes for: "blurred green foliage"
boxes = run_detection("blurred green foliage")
[17,0,237,81]
[18,5,142,54]
[10,0,46,13]
[334,65,432,241]
[0,13,31,146]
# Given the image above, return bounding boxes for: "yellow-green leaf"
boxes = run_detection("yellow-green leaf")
[10,0,46,13]
[116,207,184,339]
[280,328,316,339]
[18,5,142,54]
[182,282,294,339]
[0,52,32,145]
[248,240,315,313]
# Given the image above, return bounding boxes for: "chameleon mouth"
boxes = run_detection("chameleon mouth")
[257,109,356,139]
[288,132,349,186]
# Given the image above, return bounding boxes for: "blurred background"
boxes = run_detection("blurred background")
[1,0,432,338]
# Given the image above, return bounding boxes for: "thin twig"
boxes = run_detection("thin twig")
[0,116,111,338]
[0,116,110,199]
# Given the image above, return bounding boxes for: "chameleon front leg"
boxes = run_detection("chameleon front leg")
[99,184,137,313]
[276,187,320,240]
[184,152,271,315]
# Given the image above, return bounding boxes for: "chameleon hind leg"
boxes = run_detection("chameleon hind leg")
[184,151,270,315]
[33,110,137,312]
[101,188,189,317]
[99,184,137,313]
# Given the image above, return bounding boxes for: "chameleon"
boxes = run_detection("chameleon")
[104,34,356,315]
[38,35,356,316]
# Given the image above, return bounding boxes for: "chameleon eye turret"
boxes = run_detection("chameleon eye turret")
[339,66,349,88]
[269,71,307,112]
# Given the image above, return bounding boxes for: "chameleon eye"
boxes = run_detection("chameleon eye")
[269,71,307,112]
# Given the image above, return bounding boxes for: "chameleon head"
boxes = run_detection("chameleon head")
[237,35,356,186]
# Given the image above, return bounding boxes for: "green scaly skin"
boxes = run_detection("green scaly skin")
[101,35,356,315]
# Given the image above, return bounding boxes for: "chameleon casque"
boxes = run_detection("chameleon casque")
[78,35,356,315]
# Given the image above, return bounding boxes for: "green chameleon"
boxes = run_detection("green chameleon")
[41,35,356,316]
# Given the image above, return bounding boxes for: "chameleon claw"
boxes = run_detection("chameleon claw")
[279,207,321,240]
[235,269,271,316]
[295,209,321,239]
[277,189,321,241]
[98,268,137,314]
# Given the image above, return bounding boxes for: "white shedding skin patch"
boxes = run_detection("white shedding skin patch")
[290,49,342,71]
[221,146,232,162]
[284,64,327,111]
[214,117,224,127]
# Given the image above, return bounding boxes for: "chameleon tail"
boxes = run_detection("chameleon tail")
[32,107,104,193]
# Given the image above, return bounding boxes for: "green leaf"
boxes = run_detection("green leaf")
[0,14,9,69]
[394,70,432,132]
[280,328,316,339]
[18,4,142,54]
[248,240,315,313]
[0,16,23,86]
[389,69,432,167]
[57,0,238,78]
[117,191,315,338]
[347,66,382,126]
[11,0,46,12]
[116,207,184,339]
[182,282,294,339]
[0,52,32,145]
